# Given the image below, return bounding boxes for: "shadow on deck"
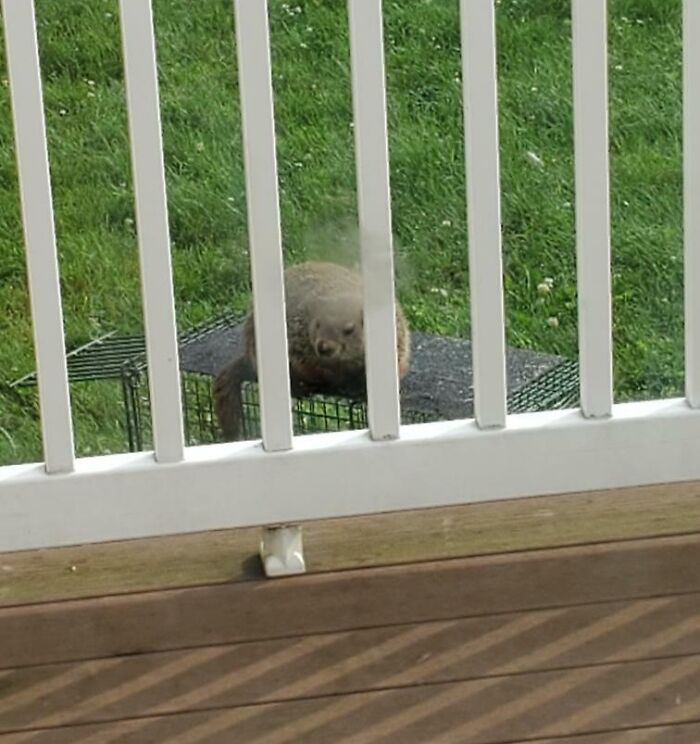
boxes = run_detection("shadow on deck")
[2,502,700,742]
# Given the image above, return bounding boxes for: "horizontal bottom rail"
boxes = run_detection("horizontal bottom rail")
[2,480,699,606]
[2,398,700,551]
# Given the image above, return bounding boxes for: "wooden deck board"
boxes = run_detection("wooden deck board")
[3,728,700,744]
[3,480,700,607]
[530,723,700,742]
[3,533,700,669]
[2,592,700,732]
[2,532,700,742]
[2,656,700,743]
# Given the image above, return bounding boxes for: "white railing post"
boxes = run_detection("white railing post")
[347,0,402,441]
[571,0,614,418]
[2,0,75,474]
[460,0,508,429]
[233,0,294,452]
[119,0,185,463]
[684,0,700,408]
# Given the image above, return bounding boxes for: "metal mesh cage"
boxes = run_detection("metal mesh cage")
[11,313,580,452]
[507,358,580,414]
[122,370,419,449]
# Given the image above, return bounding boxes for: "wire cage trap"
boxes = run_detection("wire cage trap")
[11,313,580,453]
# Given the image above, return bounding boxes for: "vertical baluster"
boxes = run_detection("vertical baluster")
[348,0,402,440]
[460,0,508,428]
[684,0,700,407]
[234,0,293,451]
[571,0,614,417]
[119,0,185,462]
[2,0,75,473]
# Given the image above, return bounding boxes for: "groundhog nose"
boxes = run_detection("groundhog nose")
[316,340,335,357]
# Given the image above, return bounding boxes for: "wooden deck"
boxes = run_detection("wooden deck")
[3,488,700,742]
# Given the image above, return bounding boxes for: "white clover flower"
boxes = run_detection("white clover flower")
[430,287,448,298]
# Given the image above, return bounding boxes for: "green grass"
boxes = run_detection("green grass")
[0,0,684,465]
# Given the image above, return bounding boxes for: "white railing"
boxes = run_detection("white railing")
[1,0,699,552]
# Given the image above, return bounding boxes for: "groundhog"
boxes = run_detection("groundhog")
[213,260,411,441]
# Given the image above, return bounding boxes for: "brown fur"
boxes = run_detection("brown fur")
[214,261,410,441]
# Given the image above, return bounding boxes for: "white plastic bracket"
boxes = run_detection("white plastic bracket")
[259,524,306,578]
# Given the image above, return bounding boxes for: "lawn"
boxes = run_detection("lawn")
[0,0,684,465]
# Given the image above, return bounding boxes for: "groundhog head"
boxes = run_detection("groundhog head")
[307,294,364,364]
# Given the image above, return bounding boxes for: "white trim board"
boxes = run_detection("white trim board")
[2,398,700,552]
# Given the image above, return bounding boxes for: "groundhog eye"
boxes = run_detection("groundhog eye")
[342,323,355,336]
